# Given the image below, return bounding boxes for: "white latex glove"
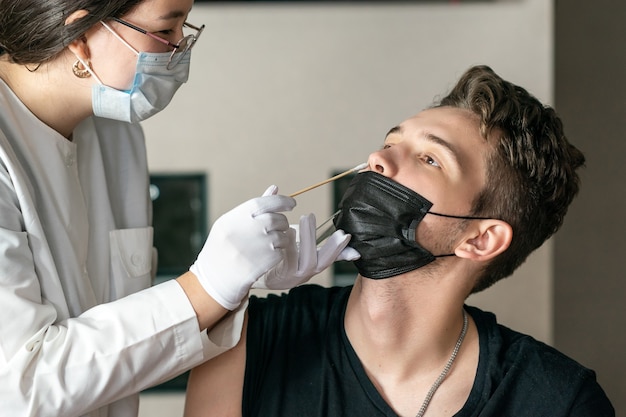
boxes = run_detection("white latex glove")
[253,213,360,290]
[190,185,296,310]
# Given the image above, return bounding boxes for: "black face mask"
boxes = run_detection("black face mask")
[333,171,487,279]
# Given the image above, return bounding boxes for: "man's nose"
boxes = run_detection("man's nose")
[367,148,398,177]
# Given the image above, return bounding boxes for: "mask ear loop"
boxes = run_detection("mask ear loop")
[407,213,493,259]
[79,21,139,86]
[74,55,104,84]
[405,218,455,259]
[427,212,504,259]
[404,218,423,242]
[428,211,493,221]
[100,21,140,55]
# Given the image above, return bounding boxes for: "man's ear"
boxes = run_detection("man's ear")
[65,10,91,61]
[455,219,512,261]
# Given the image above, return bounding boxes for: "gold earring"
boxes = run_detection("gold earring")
[72,59,91,78]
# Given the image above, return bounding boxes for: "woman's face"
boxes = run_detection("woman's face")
[87,0,195,90]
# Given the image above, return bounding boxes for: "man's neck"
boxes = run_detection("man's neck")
[346,274,468,363]
[343,273,479,417]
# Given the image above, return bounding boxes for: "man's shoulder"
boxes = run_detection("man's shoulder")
[468,305,591,374]
[467,305,614,414]
[251,284,350,305]
[248,284,350,327]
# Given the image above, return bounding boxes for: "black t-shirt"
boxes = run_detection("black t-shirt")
[244,284,614,416]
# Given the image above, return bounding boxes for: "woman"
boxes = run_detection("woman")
[0,1,352,416]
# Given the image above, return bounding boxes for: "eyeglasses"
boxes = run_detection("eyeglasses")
[111,17,205,69]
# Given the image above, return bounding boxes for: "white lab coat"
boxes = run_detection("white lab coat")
[0,80,242,417]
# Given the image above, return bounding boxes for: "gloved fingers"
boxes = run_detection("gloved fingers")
[262,185,279,197]
[315,230,353,272]
[190,185,299,310]
[254,212,291,233]
[338,246,360,262]
[266,224,297,250]
[249,194,296,217]
[296,214,317,274]
[254,185,297,216]
[251,228,298,290]
[280,227,299,274]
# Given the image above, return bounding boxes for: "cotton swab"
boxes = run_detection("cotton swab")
[289,163,367,198]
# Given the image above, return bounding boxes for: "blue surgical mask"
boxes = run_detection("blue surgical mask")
[79,21,190,123]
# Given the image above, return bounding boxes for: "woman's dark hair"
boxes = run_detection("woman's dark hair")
[0,0,143,65]
[434,65,585,293]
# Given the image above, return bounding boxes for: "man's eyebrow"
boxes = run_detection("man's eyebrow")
[385,125,402,138]
[385,126,461,167]
[423,132,461,166]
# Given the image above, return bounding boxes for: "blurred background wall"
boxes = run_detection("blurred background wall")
[137,0,624,414]
[554,0,625,413]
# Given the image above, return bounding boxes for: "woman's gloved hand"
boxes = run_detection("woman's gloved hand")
[190,185,296,310]
[252,213,360,290]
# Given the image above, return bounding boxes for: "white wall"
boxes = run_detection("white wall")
[140,0,553,414]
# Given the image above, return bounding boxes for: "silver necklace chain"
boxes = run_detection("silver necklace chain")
[415,309,469,417]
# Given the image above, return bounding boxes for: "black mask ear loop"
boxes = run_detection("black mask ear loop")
[407,211,495,259]
[427,211,493,221]
[405,218,456,259]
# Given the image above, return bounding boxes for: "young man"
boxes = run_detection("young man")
[183,65,615,417]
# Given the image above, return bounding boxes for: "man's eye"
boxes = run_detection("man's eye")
[425,155,440,168]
